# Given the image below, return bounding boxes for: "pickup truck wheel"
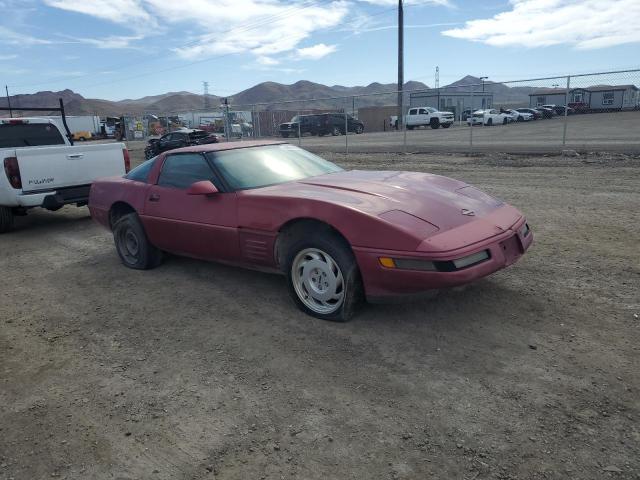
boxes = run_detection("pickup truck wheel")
[113,213,162,270]
[355,125,364,134]
[503,118,508,125]
[486,118,493,126]
[285,232,363,322]
[0,207,14,234]
[441,123,451,129]
[331,126,341,136]
[281,133,289,138]
[407,125,414,130]
[430,118,440,129]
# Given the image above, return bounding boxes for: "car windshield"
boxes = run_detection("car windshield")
[290,116,299,123]
[209,144,342,190]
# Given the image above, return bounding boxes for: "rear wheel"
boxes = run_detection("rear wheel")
[503,117,508,125]
[281,133,289,138]
[486,118,493,126]
[113,213,162,270]
[407,125,414,130]
[285,232,362,322]
[430,118,440,129]
[0,207,14,233]
[331,126,341,136]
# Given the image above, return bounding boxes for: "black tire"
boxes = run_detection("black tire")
[503,117,508,125]
[281,133,289,138]
[113,213,162,270]
[0,206,14,234]
[517,116,523,122]
[441,123,451,129]
[355,125,364,134]
[331,126,341,136]
[285,231,363,322]
[430,118,440,129]
[486,118,493,126]
[407,125,414,130]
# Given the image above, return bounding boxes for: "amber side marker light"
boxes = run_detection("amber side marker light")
[378,257,396,268]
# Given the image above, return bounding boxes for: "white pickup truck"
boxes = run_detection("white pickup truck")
[406,107,455,130]
[0,117,130,232]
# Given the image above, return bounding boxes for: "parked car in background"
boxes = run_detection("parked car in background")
[516,108,542,120]
[0,117,129,232]
[405,107,454,129]
[568,101,589,113]
[89,141,532,322]
[534,107,554,119]
[144,128,219,159]
[72,130,93,141]
[280,113,364,138]
[467,109,510,126]
[543,104,574,116]
[505,109,533,122]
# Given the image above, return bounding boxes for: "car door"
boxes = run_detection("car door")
[141,152,240,261]
[418,108,429,125]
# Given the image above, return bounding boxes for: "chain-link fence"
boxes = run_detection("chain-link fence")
[9,69,638,154]
[217,68,640,155]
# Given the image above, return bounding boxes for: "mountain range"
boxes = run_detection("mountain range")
[0,76,536,116]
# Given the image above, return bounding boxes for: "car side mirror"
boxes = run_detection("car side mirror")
[186,180,219,196]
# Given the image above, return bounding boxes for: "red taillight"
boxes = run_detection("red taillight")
[122,148,131,173]
[3,157,22,189]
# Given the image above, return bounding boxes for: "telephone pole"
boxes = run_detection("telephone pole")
[396,0,403,130]
[203,81,211,110]
[5,85,13,118]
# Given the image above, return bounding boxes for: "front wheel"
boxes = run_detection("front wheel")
[355,125,364,134]
[286,233,362,322]
[441,123,451,129]
[486,118,493,126]
[503,117,508,125]
[113,213,162,270]
[0,206,14,233]
[331,126,341,136]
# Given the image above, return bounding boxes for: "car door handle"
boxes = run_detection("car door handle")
[66,153,84,159]
[149,194,160,202]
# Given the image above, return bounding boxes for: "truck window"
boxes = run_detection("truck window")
[0,122,66,148]
[409,109,417,115]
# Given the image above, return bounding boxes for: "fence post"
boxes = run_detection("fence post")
[402,99,407,154]
[344,106,348,156]
[469,85,474,154]
[297,110,301,146]
[562,75,571,146]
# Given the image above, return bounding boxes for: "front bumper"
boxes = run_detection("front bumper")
[353,216,533,299]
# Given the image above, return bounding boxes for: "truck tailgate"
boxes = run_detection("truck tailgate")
[16,143,126,193]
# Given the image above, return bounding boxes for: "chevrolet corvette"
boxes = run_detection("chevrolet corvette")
[88,141,532,321]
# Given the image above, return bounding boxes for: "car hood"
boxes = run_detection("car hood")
[253,170,507,232]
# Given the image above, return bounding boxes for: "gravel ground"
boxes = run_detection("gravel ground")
[1,151,639,480]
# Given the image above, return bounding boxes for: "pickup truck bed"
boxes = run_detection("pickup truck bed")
[1,118,129,232]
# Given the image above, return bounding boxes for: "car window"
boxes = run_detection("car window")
[0,122,66,148]
[209,144,342,191]
[426,107,437,113]
[418,108,427,115]
[125,157,156,183]
[157,153,217,189]
[409,108,417,115]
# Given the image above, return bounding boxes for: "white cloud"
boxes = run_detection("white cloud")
[442,0,640,50]
[44,0,349,61]
[256,56,280,66]
[67,35,144,49]
[0,26,53,45]
[358,0,452,5]
[42,0,152,26]
[296,43,338,60]
[0,54,18,60]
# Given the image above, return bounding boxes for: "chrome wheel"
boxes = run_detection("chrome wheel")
[291,248,345,314]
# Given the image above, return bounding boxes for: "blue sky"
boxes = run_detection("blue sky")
[1,0,639,100]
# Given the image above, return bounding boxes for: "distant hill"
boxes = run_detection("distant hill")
[0,76,537,117]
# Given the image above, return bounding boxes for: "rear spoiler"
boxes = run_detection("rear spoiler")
[0,98,74,145]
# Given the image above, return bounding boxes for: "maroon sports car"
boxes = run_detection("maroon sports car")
[89,141,532,321]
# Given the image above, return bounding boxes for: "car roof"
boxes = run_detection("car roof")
[168,139,288,155]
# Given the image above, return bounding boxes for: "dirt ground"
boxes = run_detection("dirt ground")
[1,150,639,480]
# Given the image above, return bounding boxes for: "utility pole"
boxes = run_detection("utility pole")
[5,85,13,118]
[396,0,403,130]
[203,81,210,110]
[435,66,439,89]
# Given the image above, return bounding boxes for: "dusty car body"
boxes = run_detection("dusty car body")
[89,141,532,321]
